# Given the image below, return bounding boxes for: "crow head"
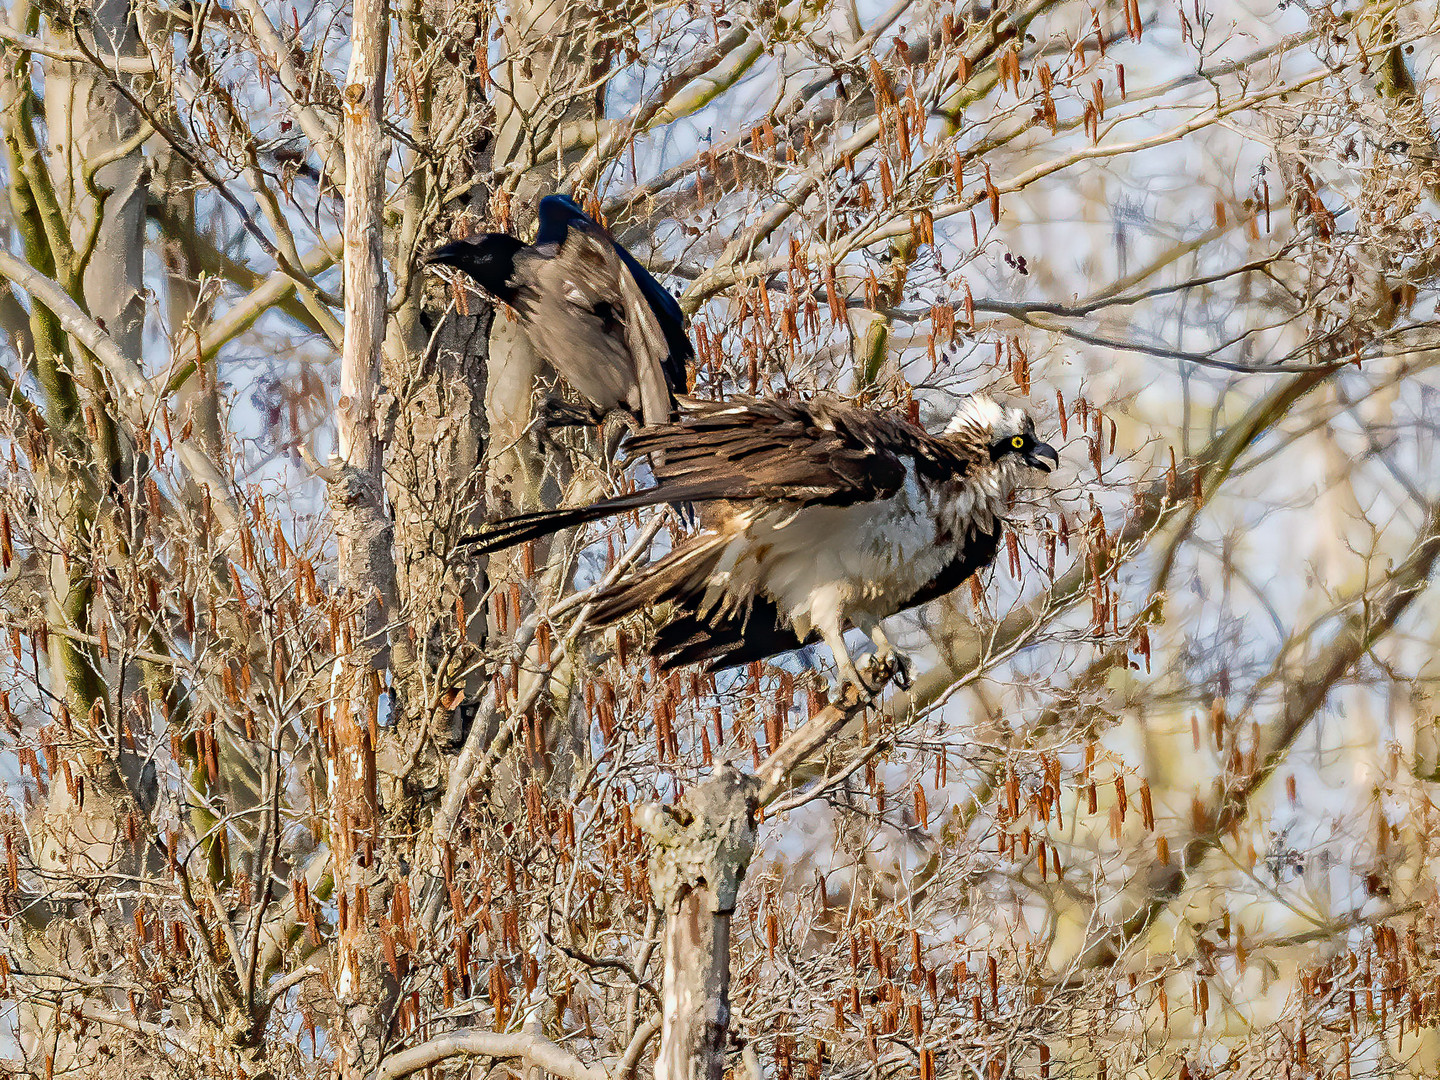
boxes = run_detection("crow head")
[425,233,526,304]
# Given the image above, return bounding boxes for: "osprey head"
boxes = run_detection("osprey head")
[945,394,1059,474]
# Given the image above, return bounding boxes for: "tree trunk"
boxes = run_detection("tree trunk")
[640,765,760,1080]
[329,0,399,1073]
[380,0,492,768]
[20,1,153,1072]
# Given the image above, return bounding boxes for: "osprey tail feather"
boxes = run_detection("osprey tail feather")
[652,601,810,672]
[587,534,811,673]
[587,532,733,625]
[463,484,713,553]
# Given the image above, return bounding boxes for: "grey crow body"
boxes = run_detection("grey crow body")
[426,194,690,427]
[467,395,1058,691]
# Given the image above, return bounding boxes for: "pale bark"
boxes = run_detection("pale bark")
[639,688,884,1080]
[329,0,398,1073]
[44,0,146,364]
[640,765,759,1080]
[375,1029,609,1080]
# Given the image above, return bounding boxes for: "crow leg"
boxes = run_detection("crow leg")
[533,395,602,459]
[598,409,633,468]
[534,397,637,473]
[537,393,607,429]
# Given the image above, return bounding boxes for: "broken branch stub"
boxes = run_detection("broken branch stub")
[640,764,760,913]
[639,764,760,1080]
[640,691,873,1080]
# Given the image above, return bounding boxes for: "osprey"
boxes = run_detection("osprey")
[426,194,691,427]
[468,395,1058,690]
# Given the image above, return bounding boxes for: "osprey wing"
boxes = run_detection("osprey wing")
[896,523,1002,612]
[626,397,971,507]
[464,398,970,553]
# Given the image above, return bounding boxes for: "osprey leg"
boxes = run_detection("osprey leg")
[860,620,912,691]
[817,617,903,697]
[815,618,867,695]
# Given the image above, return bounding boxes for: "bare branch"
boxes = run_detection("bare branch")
[373,1030,609,1080]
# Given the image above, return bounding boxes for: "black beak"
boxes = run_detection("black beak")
[1025,442,1059,473]
[424,239,471,268]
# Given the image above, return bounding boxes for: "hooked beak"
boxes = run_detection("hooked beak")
[1025,441,1059,473]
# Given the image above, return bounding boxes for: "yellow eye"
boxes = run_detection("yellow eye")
[1010,435,1025,449]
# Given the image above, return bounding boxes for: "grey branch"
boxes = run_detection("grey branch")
[0,249,242,533]
[373,1030,609,1080]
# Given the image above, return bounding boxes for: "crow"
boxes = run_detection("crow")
[426,194,690,428]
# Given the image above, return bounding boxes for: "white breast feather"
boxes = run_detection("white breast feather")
[702,459,1016,632]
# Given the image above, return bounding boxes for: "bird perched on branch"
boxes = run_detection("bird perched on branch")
[426,194,691,428]
[467,394,1058,691]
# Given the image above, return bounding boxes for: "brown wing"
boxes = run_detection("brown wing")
[465,397,971,552]
[625,396,972,506]
[518,221,673,423]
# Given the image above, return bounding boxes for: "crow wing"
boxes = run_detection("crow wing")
[517,220,675,424]
[609,241,692,394]
[537,195,691,395]
[610,237,678,427]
